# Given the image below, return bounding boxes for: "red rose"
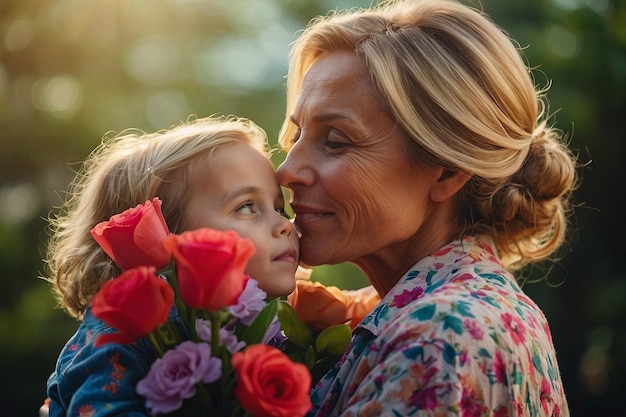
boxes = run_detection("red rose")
[91,266,174,347]
[90,197,171,270]
[232,344,312,417]
[162,228,255,311]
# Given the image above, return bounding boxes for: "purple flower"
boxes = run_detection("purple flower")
[229,278,267,325]
[263,315,285,345]
[136,341,222,415]
[196,318,246,353]
[219,327,247,352]
[195,318,212,342]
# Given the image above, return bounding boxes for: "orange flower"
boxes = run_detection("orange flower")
[163,228,255,311]
[91,266,174,347]
[232,344,312,417]
[342,286,381,329]
[90,197,171,270]
[288,281,381,332]
[287,280,349,333]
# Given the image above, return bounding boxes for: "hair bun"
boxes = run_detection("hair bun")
[515,125,575,203]
[492,125,575,225]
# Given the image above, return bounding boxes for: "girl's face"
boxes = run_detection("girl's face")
[276,51,442,268]
[186,141,299,298]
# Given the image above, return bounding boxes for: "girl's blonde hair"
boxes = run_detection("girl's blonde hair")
[279,0,577,269]
[46,115,269,318]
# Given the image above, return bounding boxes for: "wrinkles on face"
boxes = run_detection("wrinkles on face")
[281,51,443,272]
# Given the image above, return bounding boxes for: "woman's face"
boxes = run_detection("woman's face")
[276,51,443,267]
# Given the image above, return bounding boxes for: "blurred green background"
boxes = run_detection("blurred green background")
[1,0,624,415]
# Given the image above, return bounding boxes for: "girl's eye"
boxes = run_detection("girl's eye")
[275,207,290,219]
[236,201,257,214]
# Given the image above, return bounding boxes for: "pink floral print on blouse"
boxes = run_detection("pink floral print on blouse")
[309,236,569,417]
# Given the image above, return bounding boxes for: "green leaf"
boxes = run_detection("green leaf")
[315,324,351,355]
[310,354,339,384]
[282,342,307,363]
[276,300,312,348]
[240,298,278,345]
[305,345,316,369]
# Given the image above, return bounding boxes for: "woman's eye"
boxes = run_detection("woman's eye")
[324,129,351,150]
[324,140,349,150]
[236,201,256,214]
[290,127,301,144]
[275,207,290,219]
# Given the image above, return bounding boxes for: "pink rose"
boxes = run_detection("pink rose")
[91,266,174,347]
[90,197,171,270]
[162,228,255,311]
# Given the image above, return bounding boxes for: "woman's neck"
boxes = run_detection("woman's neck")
[352,204,462,296]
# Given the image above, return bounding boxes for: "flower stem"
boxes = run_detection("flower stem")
[187,308,199,341]
[194,383,211,417]
[148,332,164,357]
[210,313,220,357]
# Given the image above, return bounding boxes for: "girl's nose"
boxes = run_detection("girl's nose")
[273,211,293,237]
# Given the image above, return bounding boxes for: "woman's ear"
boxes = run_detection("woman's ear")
[430,168,471,202]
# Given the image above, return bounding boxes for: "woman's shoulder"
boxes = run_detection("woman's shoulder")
[404,265,540,321]
[373,259,549,342]
[362,236,548,340]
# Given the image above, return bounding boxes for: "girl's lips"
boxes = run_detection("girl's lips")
[274,249,298,263]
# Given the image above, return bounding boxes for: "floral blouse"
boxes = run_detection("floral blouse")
[309,236,569,417]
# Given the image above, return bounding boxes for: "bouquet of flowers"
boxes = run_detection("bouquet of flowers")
[283,278,381,383]
[89,197,315,417]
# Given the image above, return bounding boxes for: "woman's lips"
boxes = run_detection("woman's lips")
[290,203,332,220]
[294,212,329,220]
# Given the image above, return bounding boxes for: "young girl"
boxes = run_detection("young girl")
[44,115,300,416]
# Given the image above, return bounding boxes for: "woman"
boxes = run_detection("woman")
[276,0,576,415]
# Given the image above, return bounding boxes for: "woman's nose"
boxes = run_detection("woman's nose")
[276,142,314,187]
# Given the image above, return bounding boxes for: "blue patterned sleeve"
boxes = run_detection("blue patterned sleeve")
[50,341,154,416]
[47,309,160,417]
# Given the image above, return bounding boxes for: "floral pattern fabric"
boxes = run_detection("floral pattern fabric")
[309,236,569,417]
[47,307,186,417]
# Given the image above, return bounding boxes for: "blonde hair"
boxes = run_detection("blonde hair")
[279,0,577,270]
[46,115,270,318]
